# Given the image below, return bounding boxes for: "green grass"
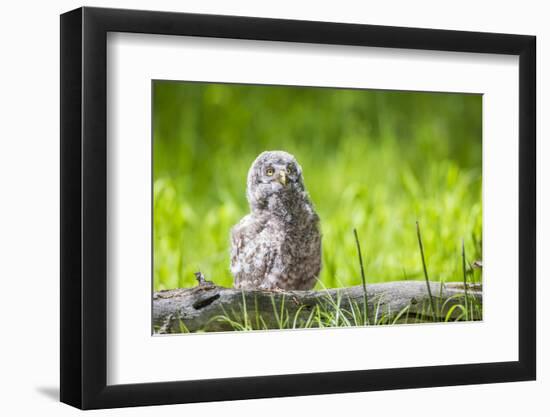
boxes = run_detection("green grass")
[153,81,482,292]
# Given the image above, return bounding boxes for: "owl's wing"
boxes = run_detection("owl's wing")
[230,214,272,289]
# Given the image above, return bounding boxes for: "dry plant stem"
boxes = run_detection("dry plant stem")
[416,221,437,321]
[462,239,470,318]
[353,228,369,325]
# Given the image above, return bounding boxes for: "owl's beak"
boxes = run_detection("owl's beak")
[277,170,287,186]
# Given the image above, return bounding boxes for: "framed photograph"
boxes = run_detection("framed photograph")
[60,6,536,409]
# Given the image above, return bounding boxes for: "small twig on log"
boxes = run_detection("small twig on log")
[194,271,215,287]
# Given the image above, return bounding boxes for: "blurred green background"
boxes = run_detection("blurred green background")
[153,81,482,291]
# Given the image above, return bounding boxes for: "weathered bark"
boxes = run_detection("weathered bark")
[153,281,482,333]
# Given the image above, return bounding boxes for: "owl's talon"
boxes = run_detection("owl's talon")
[259,286,285,294]
[259,287,301,306]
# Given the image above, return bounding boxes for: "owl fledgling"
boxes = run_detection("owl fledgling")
[230,151,322,290]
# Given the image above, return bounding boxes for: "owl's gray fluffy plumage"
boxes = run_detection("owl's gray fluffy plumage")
[230,151,322,290]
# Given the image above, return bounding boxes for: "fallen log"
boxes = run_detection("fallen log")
[153,281,482,333]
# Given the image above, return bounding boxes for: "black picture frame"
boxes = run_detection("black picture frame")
[60,6,536,410]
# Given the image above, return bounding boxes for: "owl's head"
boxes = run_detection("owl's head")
[246,150,305,211]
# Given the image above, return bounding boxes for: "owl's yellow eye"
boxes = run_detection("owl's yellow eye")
[287,165,295,174]
[266,167,275,176]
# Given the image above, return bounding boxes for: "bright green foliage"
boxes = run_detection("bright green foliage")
[153,81,482,291]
